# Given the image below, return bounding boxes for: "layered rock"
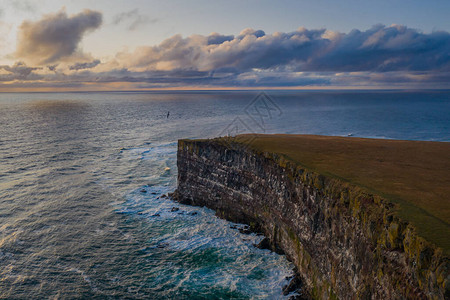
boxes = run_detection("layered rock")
[174,138,449,299]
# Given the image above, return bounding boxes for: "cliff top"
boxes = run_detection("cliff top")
[223,134,450,253]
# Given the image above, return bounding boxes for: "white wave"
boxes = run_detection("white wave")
[118,184,295,299]
[112,141,296,298]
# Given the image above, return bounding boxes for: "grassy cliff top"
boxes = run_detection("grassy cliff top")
[228,134,450,253]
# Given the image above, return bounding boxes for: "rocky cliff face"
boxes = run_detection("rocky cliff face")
[174,138,449,299]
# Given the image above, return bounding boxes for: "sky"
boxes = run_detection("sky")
[0,0,449,91]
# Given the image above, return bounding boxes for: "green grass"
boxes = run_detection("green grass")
[229,134,450,254]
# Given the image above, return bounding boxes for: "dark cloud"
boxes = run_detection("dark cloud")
[112,9,157,31]
[236,28,266,39]
[16,9,102,65]
[1,61,39,77]
[207,33,234,45]
[69,59,101,70]
[0,61,41,81]
[47,64,58,72]
[305,25,450,72]
[119,28,329,72]
[121,25,449,74]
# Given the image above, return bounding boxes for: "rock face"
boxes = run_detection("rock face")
[175,138,449,299]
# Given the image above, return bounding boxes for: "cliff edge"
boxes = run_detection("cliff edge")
[174,134,449,299]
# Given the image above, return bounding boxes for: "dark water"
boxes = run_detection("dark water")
[0,90,449,299]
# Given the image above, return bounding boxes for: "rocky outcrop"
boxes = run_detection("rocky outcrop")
[174,138,449,299]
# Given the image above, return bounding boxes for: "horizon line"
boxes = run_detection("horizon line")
[1,86,449,93]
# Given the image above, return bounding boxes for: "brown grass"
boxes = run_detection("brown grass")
[233,134,450,252]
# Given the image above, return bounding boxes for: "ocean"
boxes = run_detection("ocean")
[0,90,449,299]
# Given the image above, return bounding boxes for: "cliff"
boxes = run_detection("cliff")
[174,134,449,299]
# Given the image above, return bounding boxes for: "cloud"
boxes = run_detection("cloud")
[47,64,58,72]
[0,61,41,81]
[112,9,157,31]
[115,27,328,72]
[69,59,101,70]
[16,9,102,65]
[5,23,450,90]
[1,64,448,91]
[115,25,449,74]
[207,33,234,45]
[305,24,450,72]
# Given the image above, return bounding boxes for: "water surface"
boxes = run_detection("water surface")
[1,90,449,298]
